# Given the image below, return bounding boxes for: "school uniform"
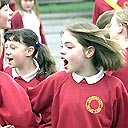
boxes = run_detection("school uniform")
[93,0,128,24]
[110,47,128,92]
[28,68,128,128]
[0,71,36,127]
[11,11,47,45]
[4,60,45,92]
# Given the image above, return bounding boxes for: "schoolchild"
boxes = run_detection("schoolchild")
[4,28,56,91]
[108,8,128,92]
[92,0,128,24]
[28,20,128,128]
[0,0,13,71]
[0,0,36,127]
[10,0,47,45]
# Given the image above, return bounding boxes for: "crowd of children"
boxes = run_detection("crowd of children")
[0,0,128,127]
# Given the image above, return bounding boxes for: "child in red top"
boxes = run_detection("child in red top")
[0,1,36,127]
[0,71,36,128]
[28,19,128,128]
[4,28,56,92]
[108,9,128,92]
[10,0,47,45]
[92,0,128,24]
[0,0,13,71]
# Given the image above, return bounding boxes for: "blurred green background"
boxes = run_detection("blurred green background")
[38,1,94,13]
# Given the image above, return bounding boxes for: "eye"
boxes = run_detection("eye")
[67,46,73,49]
[11,47,16,50]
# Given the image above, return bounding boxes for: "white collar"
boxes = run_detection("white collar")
[124,41,128,48]
[12,59,40,82]
[72,67,104,84]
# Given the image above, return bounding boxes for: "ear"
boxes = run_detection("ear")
[118,23,123,33]
[85,46,95,58]
[26,46,35,57]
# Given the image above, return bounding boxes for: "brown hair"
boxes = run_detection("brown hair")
[61,19,125,71]
[4,28,57,79]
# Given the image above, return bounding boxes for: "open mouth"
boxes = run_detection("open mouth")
[61,57,68,67]
[64,59,68,66]
[7,57,13,63]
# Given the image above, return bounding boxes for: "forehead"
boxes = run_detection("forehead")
[111,15,117,23]
[61,30,78,43]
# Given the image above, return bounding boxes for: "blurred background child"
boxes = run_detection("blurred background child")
[0,0,13,71]
[108,8,128,92]
[10,0,47,45]
[92,0,128,24]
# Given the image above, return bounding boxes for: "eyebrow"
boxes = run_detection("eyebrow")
[61,41,72,44]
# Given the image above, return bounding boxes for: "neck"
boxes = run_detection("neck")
[15,59,36,76]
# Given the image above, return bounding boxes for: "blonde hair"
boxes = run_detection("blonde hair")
[16,0,40,19]
[61,19,125,71]
[114,9,128,33]
[96,10,115,29]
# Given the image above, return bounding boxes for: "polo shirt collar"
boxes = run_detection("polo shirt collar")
[72,67,104,84]
[12,59,40,82]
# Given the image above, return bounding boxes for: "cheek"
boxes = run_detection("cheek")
[0,14,8,27]
[69,49,84,64]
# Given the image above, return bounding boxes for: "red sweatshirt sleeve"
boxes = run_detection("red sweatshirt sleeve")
[0,71,37,127]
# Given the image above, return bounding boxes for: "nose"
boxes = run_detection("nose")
[5,48,11,56]
[60,48,66,55]
[9,7,14,16]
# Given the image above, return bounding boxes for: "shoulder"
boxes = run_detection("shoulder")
[47,71,70,81]
[0,71,11,79]
[104,74,126,92]
[4,66,12,76]
[40,71,70,88]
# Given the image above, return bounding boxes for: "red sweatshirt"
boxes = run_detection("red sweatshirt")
[110,48,128,92]
[28,71,128,128]
[0,71,37,127]
[0,45,4,71]
[4,66,45,92]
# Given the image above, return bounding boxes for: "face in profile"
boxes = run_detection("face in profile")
[0,4,13,29]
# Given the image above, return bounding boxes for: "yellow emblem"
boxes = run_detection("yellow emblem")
[85,96,103,114]
[124,1,128,9]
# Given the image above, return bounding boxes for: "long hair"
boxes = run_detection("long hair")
[61,19,125,71]
[16,0,40,19]
[4,28,56,79]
